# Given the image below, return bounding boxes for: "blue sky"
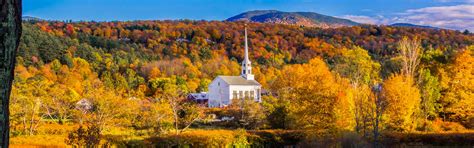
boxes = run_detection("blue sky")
[24,0,474,31]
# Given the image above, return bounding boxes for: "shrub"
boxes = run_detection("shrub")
[65,125,101,147]
[36,123,77,135]
[431,119,467,132]
[248,130,305,147]
[147,129,249,147]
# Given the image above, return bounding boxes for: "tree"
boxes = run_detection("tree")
[134,99,174,134]
[65,125,101,147]
[46,85,80,124]
[10,77,45,135]
[418,69,441,121]
[262,95,290,129]
[334,47,380,85]
[196,79,211,92]
[0,0,22,146]
[229,98,266,129]
[160,83,203,134]
[333,47,381,136]
[440,48,474,128]
[397,37,422,77]
[84,85,137,131]
[381,75,421,131]
[271,58,353,130]
[463,29,470,35]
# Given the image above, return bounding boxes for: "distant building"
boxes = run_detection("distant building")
[76,98,93,113]
[207,26,262,107]
[187,92,209,105]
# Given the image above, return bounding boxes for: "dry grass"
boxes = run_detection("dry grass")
[382,131,474,146]
[10,134,67,147]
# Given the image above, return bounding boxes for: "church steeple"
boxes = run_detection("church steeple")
[241,25,254,80]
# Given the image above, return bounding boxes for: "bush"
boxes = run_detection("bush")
[248,130,305,147]
[147,129,249,147]
[36,123,77,135]
[65,125,101,147]
[417,119,467,132]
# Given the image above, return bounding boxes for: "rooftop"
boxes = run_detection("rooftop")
[217,76,261,86]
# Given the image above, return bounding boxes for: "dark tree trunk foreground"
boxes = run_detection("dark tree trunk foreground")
[0,0,22,147]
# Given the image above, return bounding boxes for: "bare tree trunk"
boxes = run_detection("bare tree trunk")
[0,0,22,146]
[372,86,385,148]
[398,37,422,77]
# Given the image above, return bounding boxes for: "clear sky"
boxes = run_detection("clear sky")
[24,0,474,31]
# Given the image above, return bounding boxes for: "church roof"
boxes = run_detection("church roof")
[217,76,261,86]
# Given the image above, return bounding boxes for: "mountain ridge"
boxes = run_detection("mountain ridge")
[226,10,359,28]
[389,23,440,30]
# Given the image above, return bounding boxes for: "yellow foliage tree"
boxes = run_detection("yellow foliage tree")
[441,47,474,128]
[271,58,354,130]
[381,75,421,131]
[333,46,381,136]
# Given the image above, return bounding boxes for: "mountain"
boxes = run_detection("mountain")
[22,16,43,21]
[226,10,359,28]
[389,23,440,30]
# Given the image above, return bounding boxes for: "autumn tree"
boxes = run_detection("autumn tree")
[333,47,380,136]
[10,77,46,135]
[418,69,441,121]
[65,125,100,147]
[334,47,380,85]
[397,37,422,77]
[44,83,80,124]
[262,95,290,129]
[83,84,139,131]
[159,82,203,134]
[271,58,354,130]
[229,98,266,129]
[133,99,174,134]
[381,75,421,131]
[439,47,474,128]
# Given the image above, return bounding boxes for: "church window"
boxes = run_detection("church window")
[245,91,249,99]
[243,70,245,74]
[233,91,237,99]
[239,91,243,99]
[257,89,260,99]
[250,91,255,99]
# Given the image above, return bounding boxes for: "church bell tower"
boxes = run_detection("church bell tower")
[241,25,254,80]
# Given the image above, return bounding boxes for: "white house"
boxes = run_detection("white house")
[207,26,262,107]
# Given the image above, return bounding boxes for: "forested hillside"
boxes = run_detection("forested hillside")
[226,10,359,28]
[11,20,474,146]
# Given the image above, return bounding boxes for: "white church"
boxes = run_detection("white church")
[207,26,262,107]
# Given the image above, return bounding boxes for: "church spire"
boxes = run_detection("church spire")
[241,24,254,80]
[244,25,250,63]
